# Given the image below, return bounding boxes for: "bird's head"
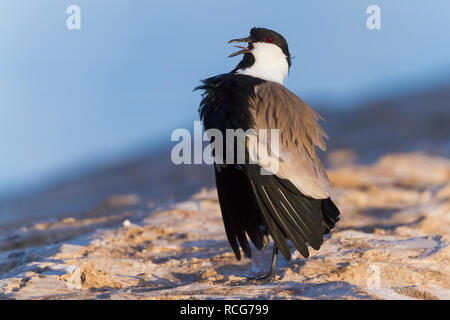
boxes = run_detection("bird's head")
[228,27,291,84]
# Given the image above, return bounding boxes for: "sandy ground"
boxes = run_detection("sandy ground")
[0,85,449,300]
[0,152,449,300]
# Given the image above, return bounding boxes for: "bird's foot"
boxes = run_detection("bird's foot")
[247,271,277,284]
[247,244,279,284]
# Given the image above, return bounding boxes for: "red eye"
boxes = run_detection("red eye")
[265,37,273,43]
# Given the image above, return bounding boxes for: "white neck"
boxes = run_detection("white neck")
[236,42,289,84]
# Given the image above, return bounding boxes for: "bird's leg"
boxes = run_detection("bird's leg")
[248,245,279,283]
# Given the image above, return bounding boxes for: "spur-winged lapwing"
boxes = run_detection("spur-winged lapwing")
[195,27,340,281]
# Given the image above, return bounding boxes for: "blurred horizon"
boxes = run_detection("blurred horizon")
[1,1,450,200]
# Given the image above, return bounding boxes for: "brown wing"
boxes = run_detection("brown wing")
[249,81,330,199]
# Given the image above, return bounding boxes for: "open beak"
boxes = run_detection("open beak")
[228,36,252,57]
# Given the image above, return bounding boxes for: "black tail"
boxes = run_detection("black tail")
[214,165,267,260]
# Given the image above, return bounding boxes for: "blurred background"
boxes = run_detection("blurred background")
[1,0,449,226]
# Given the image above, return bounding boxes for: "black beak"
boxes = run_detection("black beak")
[228,36,252,57]
[228,36,252,44]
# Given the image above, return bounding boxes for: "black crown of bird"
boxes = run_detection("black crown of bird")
[195,27,341,281]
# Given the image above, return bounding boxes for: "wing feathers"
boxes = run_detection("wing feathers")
[249,179,292,260]
[214,165,265,260]
[322,198,341,235]
[245,164,328,259]
[251,82,331,199]
[260,185,310,258]
[277,188,323,249]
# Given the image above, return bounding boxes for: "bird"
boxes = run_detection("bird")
[195,27,340,281]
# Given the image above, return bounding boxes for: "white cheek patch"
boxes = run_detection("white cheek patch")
[236,42,289,84]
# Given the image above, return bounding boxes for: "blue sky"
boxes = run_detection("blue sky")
[0,0,449,196]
